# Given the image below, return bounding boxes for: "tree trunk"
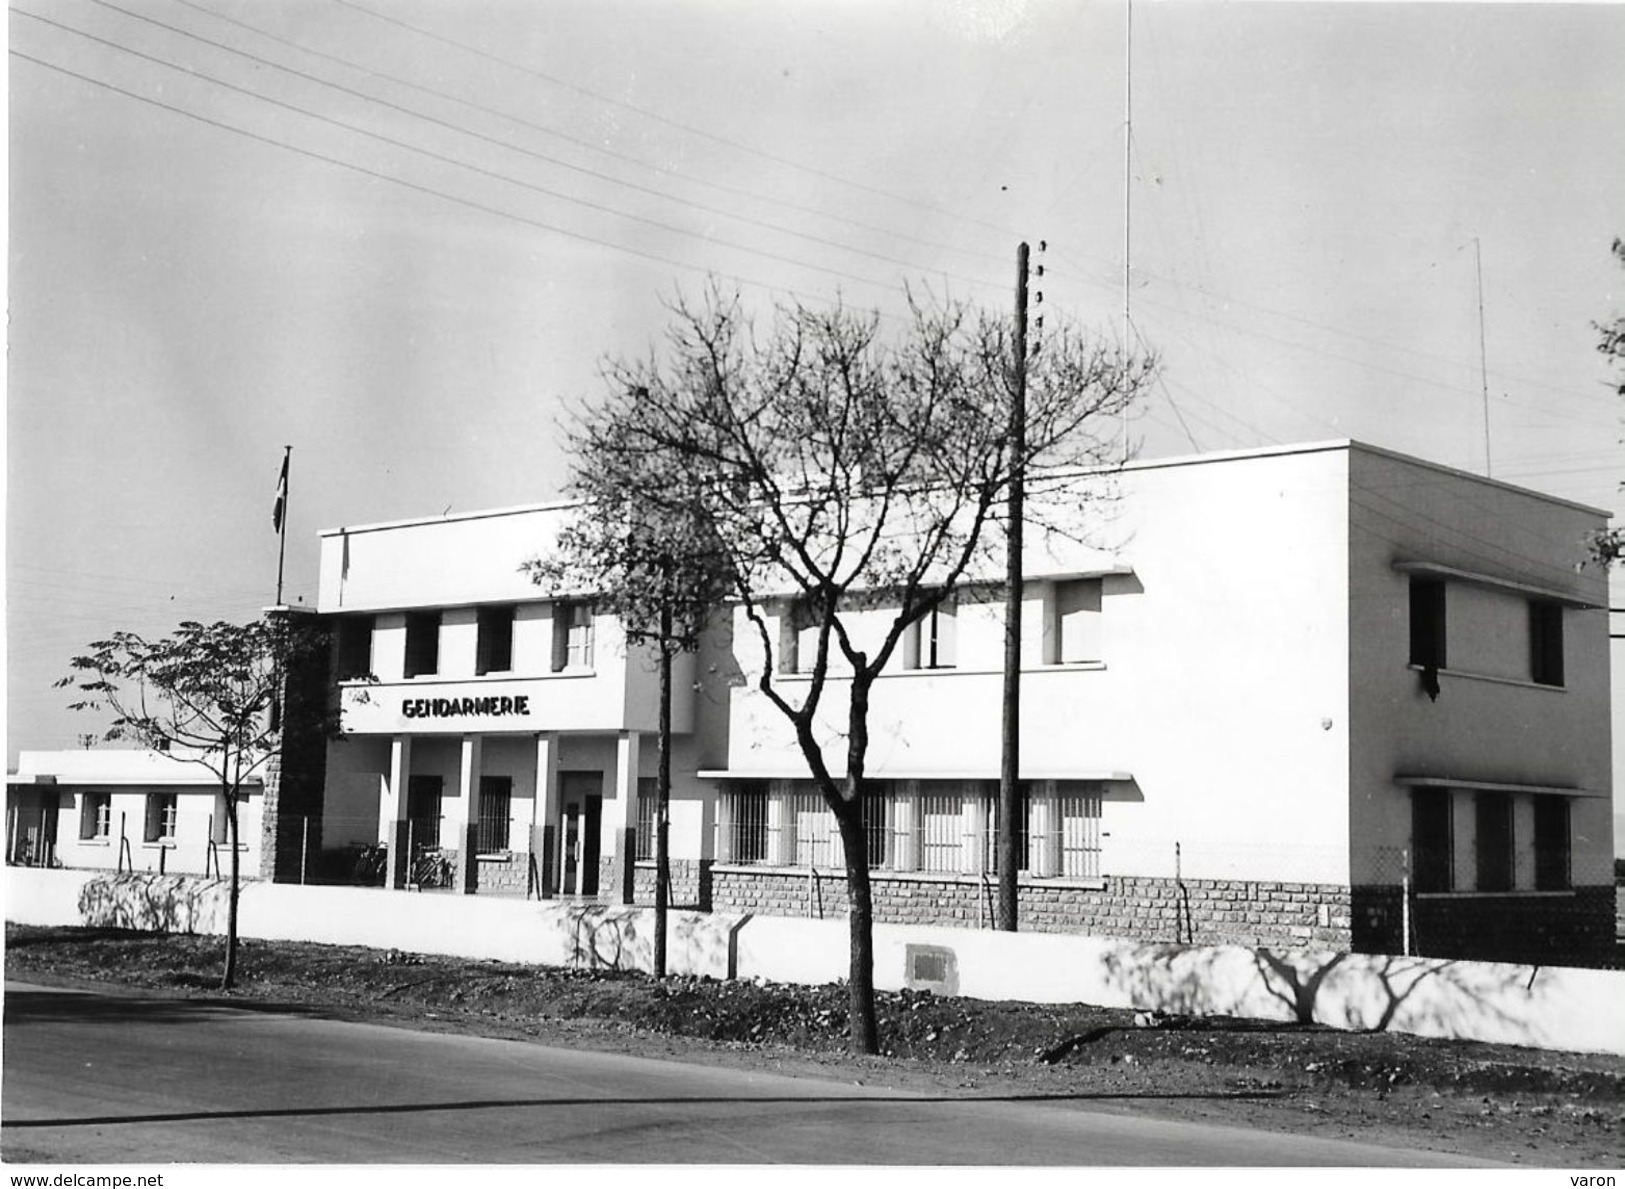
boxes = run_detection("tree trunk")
[654,636,672,979]
[222,792,240,991]
[833,799,878,1055]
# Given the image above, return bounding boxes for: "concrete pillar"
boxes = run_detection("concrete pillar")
[893,781,918,872]
[382,736,412,890]
[453,734,483,894]
[1030,781,1056,878]
[1512,794,1536,891]
[714,787,733,864]
[767,781,792,867]
[532,733,560,898]
[1452,788,1476,893]
[961,782,985,874]
[604,731,642,903]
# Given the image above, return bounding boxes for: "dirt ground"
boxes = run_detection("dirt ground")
[5,924,1621,1166]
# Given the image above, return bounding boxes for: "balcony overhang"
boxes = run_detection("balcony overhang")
[1391,560,1603,609]
[1394,775,1603,798]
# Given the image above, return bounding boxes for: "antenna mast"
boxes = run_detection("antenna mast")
[1121,0,1134,464]
[1473,237,1492,477]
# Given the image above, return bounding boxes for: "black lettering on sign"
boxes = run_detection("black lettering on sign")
[399,694,535,720]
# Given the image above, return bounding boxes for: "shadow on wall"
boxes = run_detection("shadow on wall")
[547,904,745,979]
[1099,942,1549,1045]
[76,873,230,935]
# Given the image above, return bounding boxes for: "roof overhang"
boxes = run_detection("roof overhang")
[1391,560,1603,609]
[1394,775,1603,798]
[698,768,1134,783]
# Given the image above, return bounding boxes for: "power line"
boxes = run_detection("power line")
[62,0,1003,293]
[172,0,1012,272]
[16,11,959,299]
[331,0,1017,240]
[9,50,906,316]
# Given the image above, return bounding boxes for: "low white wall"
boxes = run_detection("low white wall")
[6,867,1621,1057]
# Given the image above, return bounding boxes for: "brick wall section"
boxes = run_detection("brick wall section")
[631,860,711,911]
[712,868,1356,949]
[473,853,532,895]
[259,614,331,882]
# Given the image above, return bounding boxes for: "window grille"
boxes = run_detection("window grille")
[635,777,656,861]
[862,788,890,869]
[918,788,968,874]
[1055,787,1102,878]
[407,775,443,850]
[722,785,769,864]
[788,789,835,868]
[476,776,512,852]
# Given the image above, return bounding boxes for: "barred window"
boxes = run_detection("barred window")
[722,783,769,864]
[407,775,443,849]
[477,776,512,853]
[789,788,836,868]
[1475,791,1513,893]
[918,787,968,874]
[1411,787,1452,894]
[635,777,656,861]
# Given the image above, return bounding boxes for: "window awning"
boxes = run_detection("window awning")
[698,768,1134,783]
[1394,775,1602,798]
[1391,560,1603,609]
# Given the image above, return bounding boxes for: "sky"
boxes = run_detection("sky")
[6,1,1624,830]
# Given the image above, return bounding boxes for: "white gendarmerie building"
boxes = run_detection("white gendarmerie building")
[275,440,1619,962]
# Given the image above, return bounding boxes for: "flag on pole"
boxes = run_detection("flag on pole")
[272,455,289,532]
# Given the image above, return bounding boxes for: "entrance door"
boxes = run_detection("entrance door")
[559,771,602,897]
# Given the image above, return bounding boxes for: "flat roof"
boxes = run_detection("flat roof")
[317,438,1611,541]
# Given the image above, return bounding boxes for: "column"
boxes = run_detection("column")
[453,735,483,894]
[767,781,792,866]
[1029,781,1056,878]
[604,731,643,904]
[961,782,986,874]
[1451,789,1477,892]
[532,733,561,898]
[893,781,918,873]
[382,736,412,890]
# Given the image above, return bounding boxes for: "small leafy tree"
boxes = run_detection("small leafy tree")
[1588,237,1625,566]
[58,616,315,989]
[573,287,1154,1052]
[524,426,733,977]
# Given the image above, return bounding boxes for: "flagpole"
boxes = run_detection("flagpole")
[275,445,291,607]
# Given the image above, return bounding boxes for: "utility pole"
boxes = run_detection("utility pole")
[998,242,1030,932]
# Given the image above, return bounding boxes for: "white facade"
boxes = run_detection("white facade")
[299,440,1612,958]
[6,749,263,878]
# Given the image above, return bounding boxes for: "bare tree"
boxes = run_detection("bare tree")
[524,429,733,977]
[57,615,321,989]
[576,287,1154,1052]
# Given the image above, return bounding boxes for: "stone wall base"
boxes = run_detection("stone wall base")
[631,859,711,911]
[712,868,1356,950]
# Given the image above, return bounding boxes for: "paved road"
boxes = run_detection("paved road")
[2,982,1491,1166]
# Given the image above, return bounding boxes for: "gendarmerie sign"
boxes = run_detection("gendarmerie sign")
[401,695,532,719]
